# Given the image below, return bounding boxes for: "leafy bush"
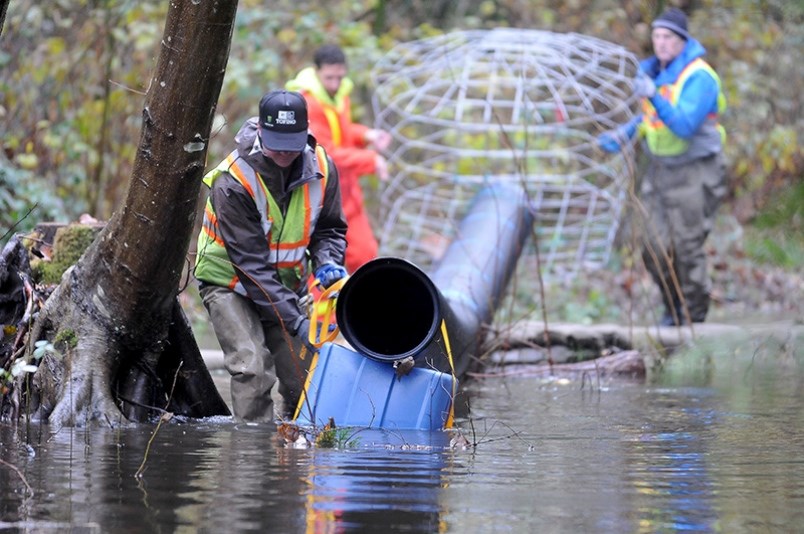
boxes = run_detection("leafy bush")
[0,161,72,246]
[1,0,801,256]
[743,180,804,268]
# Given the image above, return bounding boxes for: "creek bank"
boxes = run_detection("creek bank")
[477,319,803,380]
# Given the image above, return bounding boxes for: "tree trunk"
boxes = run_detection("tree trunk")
[0,0,8,38]
[14,0,239,426]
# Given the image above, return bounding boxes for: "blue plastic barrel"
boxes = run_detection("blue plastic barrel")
[294,343,454,431]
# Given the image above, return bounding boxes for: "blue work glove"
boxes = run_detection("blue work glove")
[293,318,317,354]
[597,116,640,154]
[597,131,622,153]
[633,71,656,99]
[315,263,347,289]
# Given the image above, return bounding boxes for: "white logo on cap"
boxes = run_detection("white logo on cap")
[276,110,296,125]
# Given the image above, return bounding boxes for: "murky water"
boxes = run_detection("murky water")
[1,333,802,532]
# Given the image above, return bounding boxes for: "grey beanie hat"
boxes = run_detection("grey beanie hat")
[652,8,690,40]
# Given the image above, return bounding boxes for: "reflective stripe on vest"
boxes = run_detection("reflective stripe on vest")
[641,58,727,157]
[322,105,343,147]
[195,146,329,293]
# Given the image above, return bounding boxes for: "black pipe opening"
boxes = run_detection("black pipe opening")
[336,257,440,362]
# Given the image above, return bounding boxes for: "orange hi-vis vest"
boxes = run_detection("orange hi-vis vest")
[640,58,727,157]
[195,145,329,293]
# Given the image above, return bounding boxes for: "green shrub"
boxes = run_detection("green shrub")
[0,163,70,246]
[744,180,804,269]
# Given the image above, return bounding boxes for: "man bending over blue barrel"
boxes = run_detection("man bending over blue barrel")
[194,90,348,422]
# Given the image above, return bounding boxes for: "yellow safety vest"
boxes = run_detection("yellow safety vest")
[640,58,727,157]
[195,145,329,292]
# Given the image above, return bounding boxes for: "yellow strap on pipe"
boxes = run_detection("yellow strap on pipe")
[292,351,318,421]
[439,319,457,429]
[308,276,348,348]
[294,276,347,421]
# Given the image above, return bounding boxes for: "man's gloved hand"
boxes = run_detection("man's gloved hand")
[597,131,622,153]
[294,318,317,354]
[315,263,347,289]
[633,71,656,99]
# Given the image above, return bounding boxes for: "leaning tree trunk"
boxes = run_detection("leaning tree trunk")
[0,0,8,38]
[19,0,239,426]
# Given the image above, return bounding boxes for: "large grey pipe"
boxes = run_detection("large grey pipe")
[335,183,533,378]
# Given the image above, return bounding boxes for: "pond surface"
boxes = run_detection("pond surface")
[1,333,802,532]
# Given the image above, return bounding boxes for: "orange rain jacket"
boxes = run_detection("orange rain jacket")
[287,67,380,273]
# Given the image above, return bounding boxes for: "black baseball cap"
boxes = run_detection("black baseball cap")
[652,8,690,41]
[259,90,309,152]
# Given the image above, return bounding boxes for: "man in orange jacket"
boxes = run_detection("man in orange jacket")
[287,44,391,274]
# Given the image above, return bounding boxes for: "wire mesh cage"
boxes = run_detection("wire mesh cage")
[371,28,640,295]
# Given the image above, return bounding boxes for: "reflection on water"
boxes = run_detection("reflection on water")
[1,333,802,532]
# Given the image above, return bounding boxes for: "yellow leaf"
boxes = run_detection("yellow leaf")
[46,37,66,55]
[276,28,297,45]
[15,153,39,170]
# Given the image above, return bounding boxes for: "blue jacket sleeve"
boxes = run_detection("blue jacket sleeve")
[622,115,641,139]
[648,70,719,139]
[597,114,642,153]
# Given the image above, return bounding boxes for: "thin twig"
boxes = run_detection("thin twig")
[134,361,182,479]
[0,204,37,243]
[0,458,34,496]
[118,396,170,414]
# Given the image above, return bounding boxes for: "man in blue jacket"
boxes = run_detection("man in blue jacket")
[599,8,727,326]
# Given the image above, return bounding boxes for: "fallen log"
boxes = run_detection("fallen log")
[468,349,646,380]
